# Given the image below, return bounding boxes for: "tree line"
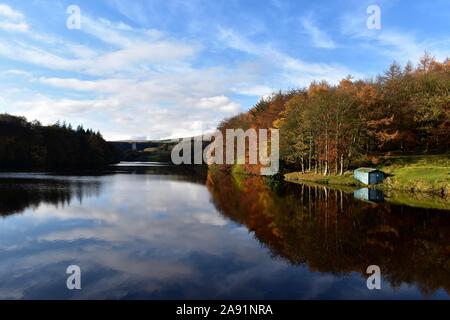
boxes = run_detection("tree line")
[218,53,449,175]
[0,114,120,168]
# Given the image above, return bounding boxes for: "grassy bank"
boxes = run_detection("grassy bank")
[379,155,449,195]
[285,155,450,195]
[284,171,361,186]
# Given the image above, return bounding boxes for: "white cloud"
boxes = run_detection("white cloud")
[376,32,450,63]
[0,4,24,20]
[8,68,243,140]
[13,95,121,117]
[218,27,359,87]
[0,4,368,140]
[85,42,197,75]
[1,69,32,77]
[37,77,134,92]
[0,21,28,32]
[0,4,28,32]
[0,38,196,76]
[64,44,98,59]
[81,16,163,47]
[301,16,336,49]
[0,14,359,139]
[340,13,450,64]
[233,85,274,98]
[0,40,81,70]
[195,96,240,113]
[281,55,358,87]
[0,8,198,77]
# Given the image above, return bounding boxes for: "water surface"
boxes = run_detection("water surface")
[0,165,448,299]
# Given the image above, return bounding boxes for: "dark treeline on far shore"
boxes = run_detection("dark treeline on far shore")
[219,53,449,174]
[0,114,121,169]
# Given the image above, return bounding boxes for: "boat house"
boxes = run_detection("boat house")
[354,168,385,185]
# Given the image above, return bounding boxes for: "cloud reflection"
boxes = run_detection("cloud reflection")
[0,170,448,299]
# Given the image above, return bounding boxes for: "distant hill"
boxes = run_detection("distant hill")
[0,114,120,169]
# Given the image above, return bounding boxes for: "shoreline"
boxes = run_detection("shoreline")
[284,154,450,196]
[284,166,449,211]
[284,171,449,195]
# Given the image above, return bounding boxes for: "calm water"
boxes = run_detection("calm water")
[0,164,448,299]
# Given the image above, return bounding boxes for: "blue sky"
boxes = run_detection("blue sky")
[0,0,448,140]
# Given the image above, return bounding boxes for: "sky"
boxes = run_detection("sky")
[0,0,448,140]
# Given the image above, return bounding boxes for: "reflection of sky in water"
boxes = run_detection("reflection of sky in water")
[0,173,448,300]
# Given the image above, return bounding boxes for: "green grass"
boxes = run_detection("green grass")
[283,175,360,193]
[380,154,450,168]
[285,156,450,210]
[380,155,450,194]
[285,155,450,195]
[284,172,362,187]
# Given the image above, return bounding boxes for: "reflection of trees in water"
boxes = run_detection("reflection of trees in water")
[206,170,450,296]
[0,178,102,217]
[0,166,208,218]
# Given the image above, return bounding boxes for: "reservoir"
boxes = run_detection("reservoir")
[0,164,448,299]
